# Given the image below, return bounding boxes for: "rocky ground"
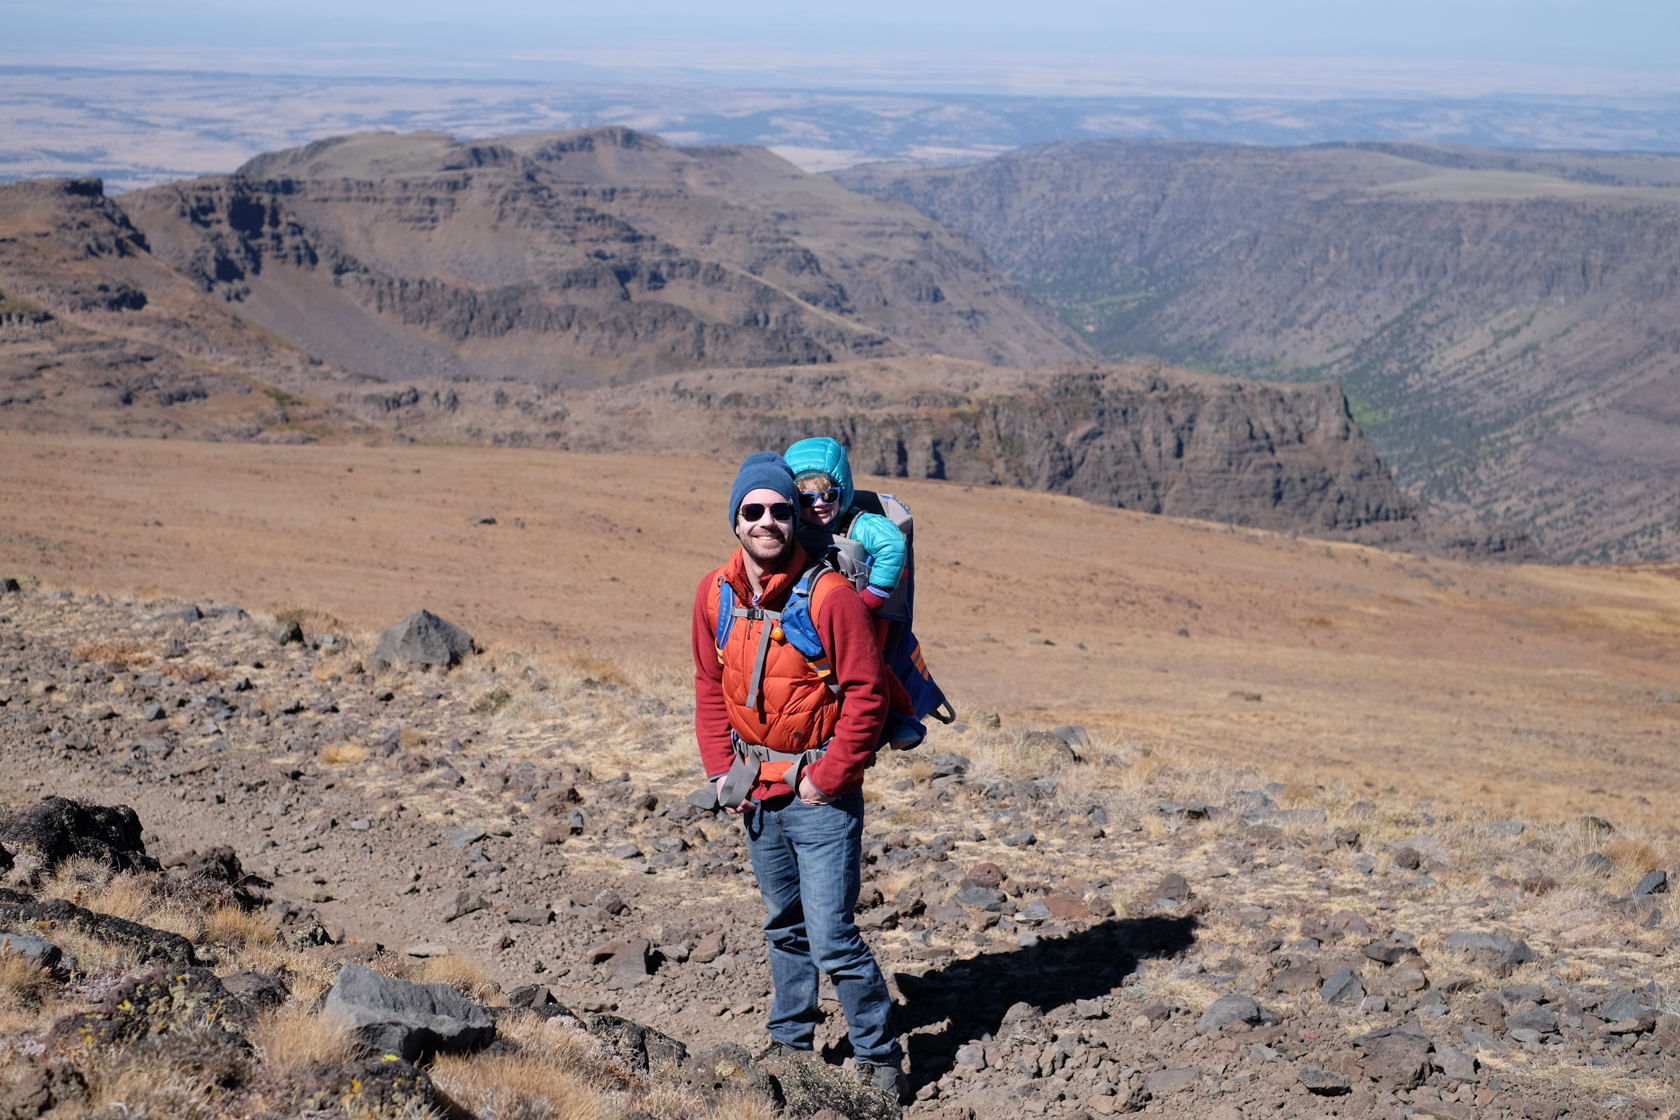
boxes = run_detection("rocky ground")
[1,584,1677,1119]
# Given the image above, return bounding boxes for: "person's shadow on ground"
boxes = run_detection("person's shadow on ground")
[828,914,1201,1088]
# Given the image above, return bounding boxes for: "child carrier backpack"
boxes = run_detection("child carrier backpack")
[798,490,956,726]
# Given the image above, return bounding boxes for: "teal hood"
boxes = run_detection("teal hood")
[783,437,854,512]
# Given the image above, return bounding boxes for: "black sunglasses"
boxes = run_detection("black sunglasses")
[798,488,842,506]
[739,502,796,524]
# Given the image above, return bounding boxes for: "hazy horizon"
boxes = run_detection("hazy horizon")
[6,0,1680,97]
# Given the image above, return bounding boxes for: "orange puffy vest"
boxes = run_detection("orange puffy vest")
[706,568,848,785]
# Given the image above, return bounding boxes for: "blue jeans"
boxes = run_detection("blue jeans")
[744,791,901,1066]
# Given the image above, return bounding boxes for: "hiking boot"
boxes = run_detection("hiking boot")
[753,1040,810,1062]
[856,1061,909,1103]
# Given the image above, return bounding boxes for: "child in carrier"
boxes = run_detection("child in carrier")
[783,438,953,745]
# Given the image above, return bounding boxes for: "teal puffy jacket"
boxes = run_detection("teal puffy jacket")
[783,437,907,595]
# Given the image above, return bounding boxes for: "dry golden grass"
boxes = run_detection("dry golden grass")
[0,951,50,1010]
[253,1002,359,1074]
[430,1016,614,1120]
[83,1027,249,1120]
[202,902,278,950]
[411,955,499,1002]
[321,743,371,765]
[270,603,351,635]
[159,661,226,684]
[1602,837,1662,875]
[39,854,114,906]
[76,869,155,922]
[69,639,151,666]
[6,434,1680,838]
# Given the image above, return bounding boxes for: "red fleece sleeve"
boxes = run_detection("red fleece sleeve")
[802,578,889,797]
[692,569,735,781]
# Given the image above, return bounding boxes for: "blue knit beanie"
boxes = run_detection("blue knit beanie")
[728,451,798,529]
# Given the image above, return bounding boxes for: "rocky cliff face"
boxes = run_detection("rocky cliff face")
[118,127,1094,387]
[736,369,1422,544]
[836,142,1680,562]
[438,358,1501,554]
[0,178,328,442]
[0,176,1503,555]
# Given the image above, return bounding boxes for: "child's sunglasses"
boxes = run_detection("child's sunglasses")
[798,488,842,506]
[739,502,796,524]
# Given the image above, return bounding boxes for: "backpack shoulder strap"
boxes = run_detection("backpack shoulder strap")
[807,568,848,633]
[710,575,732,663]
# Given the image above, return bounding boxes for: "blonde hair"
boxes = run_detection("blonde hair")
[796,471,838,492]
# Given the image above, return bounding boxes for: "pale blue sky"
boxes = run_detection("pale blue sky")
[6,0,1677,92]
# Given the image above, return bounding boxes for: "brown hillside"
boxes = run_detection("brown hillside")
[0,177,1440,549]
[118,127,1094,386]
[836,141,1680,564]
[1,433,1675,833]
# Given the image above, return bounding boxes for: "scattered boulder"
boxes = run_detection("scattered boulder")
[1196,994,1260,1035]
[1446,930,1535,975]
[218,969,291,1012]
[369,610,475,671]
[0,932,62,970]
[0,1062,87,1117]
[1633,869,1668,895]
[1433,1045,1477,1081]
[1143,1067,1200,1097]
[0,797,158,874]
[1297,1065,1352,1095]
[998,1001,1047,1043]
[1151,873,1190,904]
[0,893,196,965]
[572,1010,687,1075]
[322,962,495,1062]
[1354,1024,1433,1089]
[1322,968,1365,1005]
[274,1055,440,1117]
[690,930,726,964]
[49,966,252,1050]
[679,1043,782,1111]
[443,891,486,922]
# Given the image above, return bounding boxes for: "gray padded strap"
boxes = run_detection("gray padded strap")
[717,739,829,809]
[734,604,783,710]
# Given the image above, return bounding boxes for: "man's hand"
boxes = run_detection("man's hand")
[798,775,834,806]
[716,775,748,815]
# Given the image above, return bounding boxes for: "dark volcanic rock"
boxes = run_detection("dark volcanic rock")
[275,1055,441,1117]
[0,894,197,964]
[0,1061,87,1116]
[49,965,251,1050]
[1446,930,1536,975]
[0,932,62,970]
[1196,994,1260,1035]
[573,1010,687,1074]
[0,796,158,874]
[370,610,475,671]
[1298,1065,1353,1095]
[218,969,291,1012]
[323,962,495,1062]
[679,1043,781,1109]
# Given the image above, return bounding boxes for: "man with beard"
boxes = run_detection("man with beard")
[691,451,907,1100]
